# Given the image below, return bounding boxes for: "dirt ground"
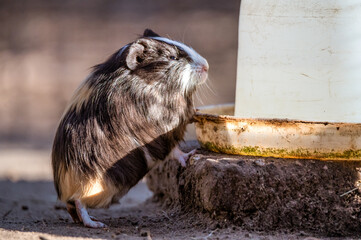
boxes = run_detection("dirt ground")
[0,146,339,240]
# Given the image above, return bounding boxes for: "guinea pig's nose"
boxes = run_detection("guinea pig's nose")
[202,65,208,73]
[201,61,209,73]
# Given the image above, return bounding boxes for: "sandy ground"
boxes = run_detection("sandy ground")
[0,146,342,240]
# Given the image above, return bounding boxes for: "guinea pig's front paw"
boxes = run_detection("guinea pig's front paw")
[172,147,196,167]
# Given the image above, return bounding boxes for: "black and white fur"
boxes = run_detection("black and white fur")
[52,29,209,228]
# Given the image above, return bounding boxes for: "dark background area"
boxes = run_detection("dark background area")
[0,0,240,147]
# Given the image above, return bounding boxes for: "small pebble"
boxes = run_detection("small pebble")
[255,159,265,166]
[192,154,202,161]
[295,160,303,166]
[54,204,66,210]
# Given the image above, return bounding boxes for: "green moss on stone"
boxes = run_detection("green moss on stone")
[200,141,361,160]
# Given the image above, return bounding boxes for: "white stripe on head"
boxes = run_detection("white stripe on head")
[151,37,207,67]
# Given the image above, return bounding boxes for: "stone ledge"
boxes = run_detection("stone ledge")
[147,141,361,237]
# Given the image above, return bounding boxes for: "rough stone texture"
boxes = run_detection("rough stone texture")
[147,141,361,237]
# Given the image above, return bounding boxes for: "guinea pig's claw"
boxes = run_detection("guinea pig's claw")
[187,149,197,158]
[84,220,108,229]
[173,147,196,167]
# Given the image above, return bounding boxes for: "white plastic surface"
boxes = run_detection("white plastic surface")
[235,0,361,123]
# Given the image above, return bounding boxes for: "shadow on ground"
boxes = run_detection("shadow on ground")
[0,180,257,240]
[0,180,163,239]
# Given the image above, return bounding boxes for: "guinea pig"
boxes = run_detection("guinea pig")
[52,29,209,228]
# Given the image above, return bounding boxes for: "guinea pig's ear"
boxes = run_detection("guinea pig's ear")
[143,29,160,38]
[126,43,145,70]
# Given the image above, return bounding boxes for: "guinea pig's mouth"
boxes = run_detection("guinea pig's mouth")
[194,63,209,85]
[180,62,209,93]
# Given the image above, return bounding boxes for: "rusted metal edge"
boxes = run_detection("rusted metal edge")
[194,103,361,160]
[195,103,361,127]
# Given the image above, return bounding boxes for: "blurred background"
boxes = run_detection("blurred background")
[0,2,239,237]
[0,0,239,178]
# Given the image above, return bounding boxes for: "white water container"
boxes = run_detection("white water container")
[235,0,361,123]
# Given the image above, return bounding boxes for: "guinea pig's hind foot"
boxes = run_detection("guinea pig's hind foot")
[74,199,108,228]
[66,203,81,223]
[67,204,102,226]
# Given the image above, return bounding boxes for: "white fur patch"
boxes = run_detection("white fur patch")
[148,104,164,121]
[179,64,192,93]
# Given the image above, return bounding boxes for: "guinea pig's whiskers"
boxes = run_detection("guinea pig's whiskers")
[195,82,208,106]
[197,78,214,106]
[204,76,216,97]
[194,88,204,106]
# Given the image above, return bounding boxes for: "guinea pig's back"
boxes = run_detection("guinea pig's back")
[51,75,156,208]
[51,77,127,207]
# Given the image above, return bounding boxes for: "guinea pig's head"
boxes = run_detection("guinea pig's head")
[123,29,209,95]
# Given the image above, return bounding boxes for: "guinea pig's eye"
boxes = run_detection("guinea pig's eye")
[169,56,178,61]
